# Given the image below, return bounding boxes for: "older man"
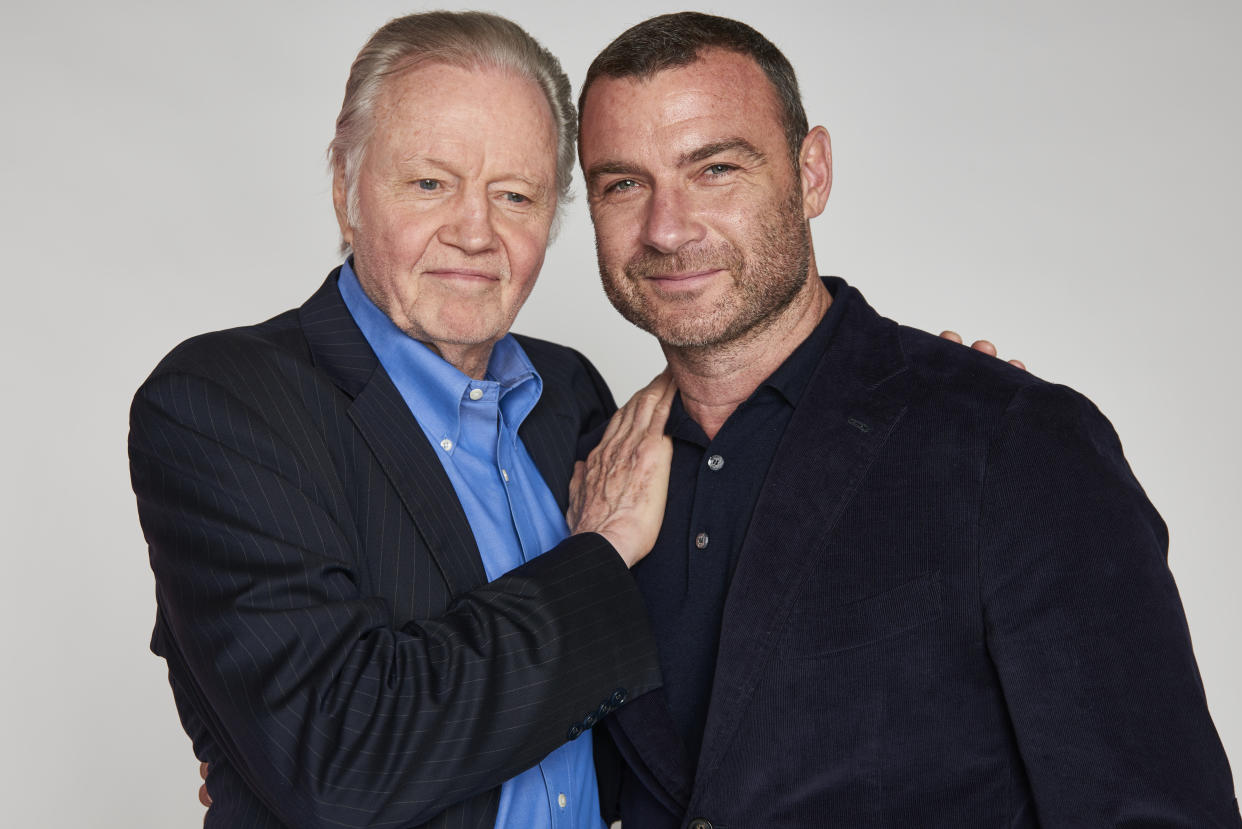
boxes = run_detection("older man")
[577,12,1240,828]
[129,12,674,829]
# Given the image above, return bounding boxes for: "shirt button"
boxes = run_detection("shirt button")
[706,454,724,471]
[557,793,567,809]
[468,387,483,401]
[439,438,453,452]
[695,532,709,549]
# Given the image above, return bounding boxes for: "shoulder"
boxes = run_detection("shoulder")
[512,332,599,378]
[512,332,615,410]
[890,323,1119,447]
[148,308,309,383]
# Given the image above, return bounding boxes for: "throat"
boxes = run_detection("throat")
[666,278,831,440]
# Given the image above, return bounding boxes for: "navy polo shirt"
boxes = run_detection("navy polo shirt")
[631,284,844,773]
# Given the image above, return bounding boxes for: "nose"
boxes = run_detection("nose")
[438,190,497,254]
[639,186,705,255]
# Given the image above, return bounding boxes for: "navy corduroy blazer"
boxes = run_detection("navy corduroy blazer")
[604,278,1240,828]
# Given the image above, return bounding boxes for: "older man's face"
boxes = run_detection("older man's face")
[579,49,813,349]
[335,61,558,371]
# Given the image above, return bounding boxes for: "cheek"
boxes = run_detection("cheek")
[505,224,552,289]
[590,210,639,270]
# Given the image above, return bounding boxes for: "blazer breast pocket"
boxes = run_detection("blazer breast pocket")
[781,570,945,658]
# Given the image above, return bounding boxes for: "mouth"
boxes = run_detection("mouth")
[644,269,723,293]
[423,268,502,284]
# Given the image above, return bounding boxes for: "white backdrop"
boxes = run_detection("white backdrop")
[2,1,1238,825]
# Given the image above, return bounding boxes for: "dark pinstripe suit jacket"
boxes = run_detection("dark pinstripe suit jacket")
[604,278,1239,828]
[129,269,662,829]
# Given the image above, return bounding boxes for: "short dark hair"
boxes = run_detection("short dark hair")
[579,12,809,165]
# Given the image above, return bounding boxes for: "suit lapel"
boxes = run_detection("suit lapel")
[692,282,915,789]
[515,339,582,514]
[299,271,488,597]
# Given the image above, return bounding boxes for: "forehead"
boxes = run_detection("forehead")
[579,49,785,161]
[368,60,557,174]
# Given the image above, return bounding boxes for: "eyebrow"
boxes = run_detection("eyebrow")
[677,138,766,167]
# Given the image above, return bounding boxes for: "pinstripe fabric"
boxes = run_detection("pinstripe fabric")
[130,269,662,829]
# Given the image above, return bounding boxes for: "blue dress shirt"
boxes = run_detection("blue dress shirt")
[338,261,605,829]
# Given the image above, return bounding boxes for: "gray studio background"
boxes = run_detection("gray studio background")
[3,1,1238,825]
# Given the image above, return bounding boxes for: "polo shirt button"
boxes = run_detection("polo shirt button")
[695,532,709,550]
[706,454,724,471]
[557,793,567,809]
[688,819,713,829]
[439,438,453,452]
[468,387,483,401]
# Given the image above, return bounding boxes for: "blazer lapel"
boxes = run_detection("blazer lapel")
[692,281,915,789]
[515,343,582,514]
[299,271,488,597]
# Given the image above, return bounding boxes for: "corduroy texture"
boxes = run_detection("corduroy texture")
[604,277,1239,828]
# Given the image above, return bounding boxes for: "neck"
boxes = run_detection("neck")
[664,274,831,440]
[426,341,493,381]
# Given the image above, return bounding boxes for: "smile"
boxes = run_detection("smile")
[423,268,502,282]
[644,269,723,292]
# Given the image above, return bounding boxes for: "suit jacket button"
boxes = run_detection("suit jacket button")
[688,819,713,829]
[610,688,628,705]
[567,724,583,741]
[583,712,598,728]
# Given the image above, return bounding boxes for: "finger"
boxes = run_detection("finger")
[200,762,208,781]
[598,399,627,446]
[199,783,212,808]
[970,339,998,356]
[647,369,677,433]
[939,330,963,344]
[1008,358,1027,370]
[568,460,586,508]
[627,370,674,435]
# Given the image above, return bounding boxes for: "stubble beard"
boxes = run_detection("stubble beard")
[597,187,812,350]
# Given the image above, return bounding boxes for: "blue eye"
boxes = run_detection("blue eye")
[608,179,638,193]
[416,179,439,191]
[503,192,529,204]
[706,164,735,176]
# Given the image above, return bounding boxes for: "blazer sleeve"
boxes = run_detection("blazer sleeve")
[129,362,662,828]
[979,382,1240,826]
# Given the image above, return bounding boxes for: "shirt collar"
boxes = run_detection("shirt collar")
[336,259,542,445]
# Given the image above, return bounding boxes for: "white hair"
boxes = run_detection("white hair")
[328,11,576,253]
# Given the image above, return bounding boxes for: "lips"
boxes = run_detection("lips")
[643,269,724,293]
[423,268,502,281]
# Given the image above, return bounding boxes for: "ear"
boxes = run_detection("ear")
[331,163,355,248]
[798,126,832,220]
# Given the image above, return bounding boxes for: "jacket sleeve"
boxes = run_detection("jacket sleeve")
[129,363,662,828]
[979,382,1240,826]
